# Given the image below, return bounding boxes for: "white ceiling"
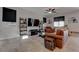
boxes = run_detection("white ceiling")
[22,7,79,17]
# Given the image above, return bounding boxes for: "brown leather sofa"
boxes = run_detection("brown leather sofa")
[44,27,55,50]
[55,29,64,48]
[45,27,55,33]
[44,27,64,51]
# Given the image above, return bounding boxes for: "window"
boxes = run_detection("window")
[54,22,59,27]
[54,16,65,27]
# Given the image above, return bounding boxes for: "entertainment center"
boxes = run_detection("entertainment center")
[27,18,40,36]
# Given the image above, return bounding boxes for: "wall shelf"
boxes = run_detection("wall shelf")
[19,18,27,36]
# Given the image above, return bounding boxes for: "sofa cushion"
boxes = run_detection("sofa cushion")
[45,27,55,33]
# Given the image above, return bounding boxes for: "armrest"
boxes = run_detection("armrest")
[45,33,63,39]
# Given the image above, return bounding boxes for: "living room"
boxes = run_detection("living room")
[0,7,79,52]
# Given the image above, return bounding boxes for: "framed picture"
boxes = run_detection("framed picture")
[68,17,78,23]
[71,17,78,23]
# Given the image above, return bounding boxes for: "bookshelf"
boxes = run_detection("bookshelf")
[19,17,27,36]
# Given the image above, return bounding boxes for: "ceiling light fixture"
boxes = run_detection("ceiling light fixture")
[48,11,52,14]
[44,8,56,14]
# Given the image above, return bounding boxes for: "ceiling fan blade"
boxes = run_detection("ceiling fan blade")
[51,9,55,11]
[45,10,49,11]
[49,8,51,11]
[53,11,56,13]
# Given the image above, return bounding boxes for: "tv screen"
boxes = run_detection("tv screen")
[28,18,32,26]
[34,19,39,26]
[3,7,16,22]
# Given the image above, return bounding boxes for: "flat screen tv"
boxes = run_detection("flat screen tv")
[3,7,16,22]
[34,19,39,26]
[28,18,32,26]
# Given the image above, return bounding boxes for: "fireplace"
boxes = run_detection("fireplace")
[30,29,38,36]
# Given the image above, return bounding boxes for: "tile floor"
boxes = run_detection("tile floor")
[0,36,79,52]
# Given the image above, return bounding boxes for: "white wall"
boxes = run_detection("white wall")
[46,10,79,32]
[65,11,79,32]
[0,7,41,40]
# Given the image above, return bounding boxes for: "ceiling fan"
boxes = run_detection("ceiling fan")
[44,8,56,14]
